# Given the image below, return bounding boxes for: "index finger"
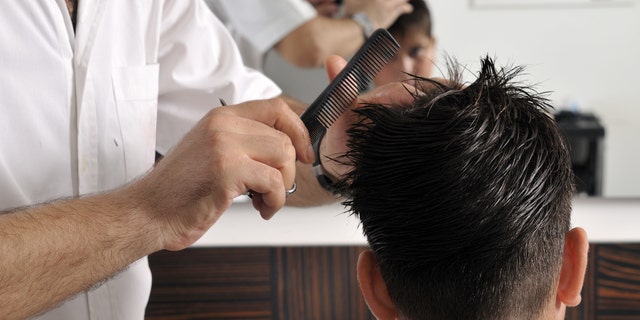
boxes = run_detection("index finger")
[223,98,313,164]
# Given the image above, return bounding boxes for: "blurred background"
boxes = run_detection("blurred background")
[264,0,640,198]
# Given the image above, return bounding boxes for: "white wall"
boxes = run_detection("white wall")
[264,0,640,197]
[196,198,640,246]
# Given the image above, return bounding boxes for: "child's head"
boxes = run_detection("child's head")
[338,56,588,320]
[374,0,435,86]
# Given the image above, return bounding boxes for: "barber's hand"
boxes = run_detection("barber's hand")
[135,98,312,251]
[319,55,418,180]
[343,0,413,29]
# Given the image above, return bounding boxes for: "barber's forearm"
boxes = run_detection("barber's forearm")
[0,190,160,319]
[276,16,364,68]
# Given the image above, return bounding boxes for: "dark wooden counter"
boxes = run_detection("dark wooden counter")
[146,244,640,319]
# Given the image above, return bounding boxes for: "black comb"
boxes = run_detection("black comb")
[301,28,399,147]
[300,29,399,194]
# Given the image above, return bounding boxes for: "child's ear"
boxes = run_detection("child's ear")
[428,35,438,51]
[357,250,399,320]
[557,227,589,307]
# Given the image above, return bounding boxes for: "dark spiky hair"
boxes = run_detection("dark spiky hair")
[336,56,574,320]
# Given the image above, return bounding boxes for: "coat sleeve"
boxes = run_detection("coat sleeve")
[155,0,282,154]
[211,0,317,54]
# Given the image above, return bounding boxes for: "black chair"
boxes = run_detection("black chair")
[555,111,605,196]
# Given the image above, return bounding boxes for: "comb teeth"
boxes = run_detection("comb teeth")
[316,36,397,128]
[301,29,400,145]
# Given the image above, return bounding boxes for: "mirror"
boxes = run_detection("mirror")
[264,0,640,197]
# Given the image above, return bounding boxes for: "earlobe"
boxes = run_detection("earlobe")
[357,250,399,320]
[429,36,438,49]
[427,36,437,60]
[557,227,589,307]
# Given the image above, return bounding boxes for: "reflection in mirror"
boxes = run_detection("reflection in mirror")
[427,1,640,197]
[264,1,640,197]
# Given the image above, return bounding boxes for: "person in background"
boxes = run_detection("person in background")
[204,0,413,71]
[0,1,414,318]
[373,0,436,86]
[333,57,588,319]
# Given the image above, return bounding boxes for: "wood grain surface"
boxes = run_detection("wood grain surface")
[146,244,640,319]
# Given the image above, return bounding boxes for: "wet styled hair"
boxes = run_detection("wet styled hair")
[337,56,574,319]
[388,0,432,38]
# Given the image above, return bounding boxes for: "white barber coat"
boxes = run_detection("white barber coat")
[205,0,317,70]
[0,0,280,319]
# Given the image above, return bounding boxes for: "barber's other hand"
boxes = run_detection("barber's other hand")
[133,98,312,251]
[343,0,413,29]
[308,0,339,16]
[319,55,418,180]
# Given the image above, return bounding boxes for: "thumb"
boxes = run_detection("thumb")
[324,55,348,82]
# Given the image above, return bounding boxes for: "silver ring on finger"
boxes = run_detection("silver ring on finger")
[285,182,297,197]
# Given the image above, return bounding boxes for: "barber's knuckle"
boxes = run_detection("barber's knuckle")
[205,113,229,132]
[269,97,289,112]
[266,169,284,188]
[206,129,227,147]
[283,140,296,162]
[275,129,292,146]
